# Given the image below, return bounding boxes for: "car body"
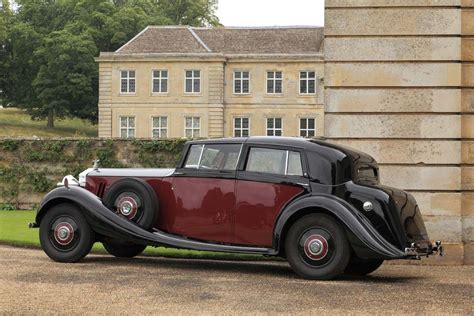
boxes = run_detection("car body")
[31,137,443,279]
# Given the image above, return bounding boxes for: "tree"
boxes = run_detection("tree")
[159,0,220,26]
[2,0,220,127]
[33,30,98,128]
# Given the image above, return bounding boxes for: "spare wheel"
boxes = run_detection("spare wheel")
[103,178,158,229]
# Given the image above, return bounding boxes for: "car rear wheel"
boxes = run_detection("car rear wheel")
[102,240,147,258]
[103,178,158,229]
[344,257,384,275]
[39,203,94,262]
[285,213,350,280]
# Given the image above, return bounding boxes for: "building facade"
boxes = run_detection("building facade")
[324,0,473,265]
[96,26,324,139]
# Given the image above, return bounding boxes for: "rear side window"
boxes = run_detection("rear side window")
[184,144,242,171]
[245,147,303,176]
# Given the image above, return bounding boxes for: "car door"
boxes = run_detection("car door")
[234,145,310,247]
[162,143,242,244]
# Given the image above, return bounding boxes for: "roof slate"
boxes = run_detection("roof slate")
[116,26,324,55]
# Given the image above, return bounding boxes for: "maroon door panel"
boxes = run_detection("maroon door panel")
[157,177,236,244]
[234,180,304,246]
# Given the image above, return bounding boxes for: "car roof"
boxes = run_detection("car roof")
[185,137,375,164]
[186,136,353,153]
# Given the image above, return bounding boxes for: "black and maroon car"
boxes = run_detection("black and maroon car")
[31,137,443,280]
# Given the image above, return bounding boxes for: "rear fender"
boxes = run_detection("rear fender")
[273,194,405,259]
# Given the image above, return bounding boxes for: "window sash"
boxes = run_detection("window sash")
[299,118,316,137]
[185,116,200,138]
[234,117,249,137]
[266,118,282,136]
[152,116,168,138]
[152,70,168,93]
[299,71,316,94]
[233,71,250,94]
[185,70,201,93]
[119,116,135,138]
[120,70,136,93]
[266,71,282,94]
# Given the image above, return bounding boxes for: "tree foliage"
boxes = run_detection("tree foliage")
[0,0,220,127]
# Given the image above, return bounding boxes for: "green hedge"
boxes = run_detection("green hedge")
[0,138,187,209]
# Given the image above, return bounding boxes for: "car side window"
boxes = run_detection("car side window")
[245,147,303,176]
[184,144,242,171]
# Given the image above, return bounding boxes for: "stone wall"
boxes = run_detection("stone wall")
[325,0,473,265]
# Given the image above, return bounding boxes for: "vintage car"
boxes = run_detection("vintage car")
[30,137,443,280]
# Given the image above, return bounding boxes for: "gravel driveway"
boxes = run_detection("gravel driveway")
[0,245,472,315]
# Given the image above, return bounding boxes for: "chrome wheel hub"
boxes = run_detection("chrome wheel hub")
[120,201,133,216]
[116,196,139,220]
[309,240,323,255]
[53,222,74,246]
[303,234,329,261]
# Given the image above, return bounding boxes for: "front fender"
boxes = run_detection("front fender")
[36,186,163,246]
[273,194,405,259]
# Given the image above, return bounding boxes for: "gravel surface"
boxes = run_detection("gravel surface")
[0,245,473,315]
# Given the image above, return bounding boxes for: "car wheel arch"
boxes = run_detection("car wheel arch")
[276,206,349,257]
[36,197,83,224]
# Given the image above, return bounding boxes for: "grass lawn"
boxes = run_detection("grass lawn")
[0,210,267,261]
[0,108,97,138]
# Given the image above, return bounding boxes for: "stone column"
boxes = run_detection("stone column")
[462,0,474,264]
[325,0,466,264]
[98,62,112,138]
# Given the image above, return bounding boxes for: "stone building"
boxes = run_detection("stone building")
[95,26,324,139]
[324,0,473,265]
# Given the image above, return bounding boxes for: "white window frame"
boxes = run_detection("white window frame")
[233,117,250,137]
[266,71,283,95]
[299,71,317,95]
[233,71,250,95]
[266,117,283,136]
[151,116,168,138]
[120,70,136,94]
[299,117,316,138]
[151,69,168,94]
[119,115,136,138]
[184,70,201,94]
[184,116,201,138]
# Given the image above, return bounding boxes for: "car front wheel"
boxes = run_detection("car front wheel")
[39,203,94,262]
[285,213,350,280]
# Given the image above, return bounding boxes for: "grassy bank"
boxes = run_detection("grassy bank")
[0,210,266,261]
[0,108,97,138]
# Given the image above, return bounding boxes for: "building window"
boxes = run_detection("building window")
[185,70,200,93]
[152,116,168,138]
[267,118,282,136]
[185,116,200,138]
[152,70,168,93]
[233,71,250,94]
[120,70,136,94]
[300,118,315,138]
[234,117,249,137]
[119,116,135,138]
[299,71,316,94]
[267,71,282,94]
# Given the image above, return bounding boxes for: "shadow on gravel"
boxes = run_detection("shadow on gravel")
[82,255,419,283]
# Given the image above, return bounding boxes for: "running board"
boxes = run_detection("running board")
[151,230,276,255]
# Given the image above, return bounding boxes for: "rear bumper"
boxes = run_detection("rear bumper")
[404,240,443,259]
